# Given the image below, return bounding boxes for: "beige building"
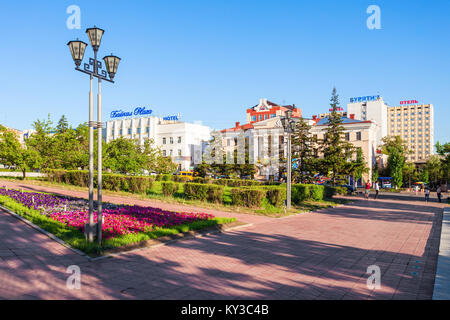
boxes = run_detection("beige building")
[310,116,378,183]
[387,103,434,162]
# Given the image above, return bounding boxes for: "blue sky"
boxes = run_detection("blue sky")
[0,0,449,144]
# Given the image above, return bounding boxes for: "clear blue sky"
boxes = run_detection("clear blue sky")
[0,0,449,145]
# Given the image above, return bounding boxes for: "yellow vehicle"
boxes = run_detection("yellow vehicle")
[179,171,194,181]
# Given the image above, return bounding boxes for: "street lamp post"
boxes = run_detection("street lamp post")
[281,110,296,210]
[67,27,121,243]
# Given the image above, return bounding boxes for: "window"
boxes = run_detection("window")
[251,116,256,122]
[137,128,141,134]
[178,149,182,156]
[169,150,173,156]
[178,136,182,143]
[270,114,276,118]
[120,129,123,135]
[128,128,132,135]
[163,138,166,144]
[146,127,150,133]
[259,115,263,121]
[345,132,350,141]
[162,150,166,156]
[356,132,361,141]
[170,137,174,144]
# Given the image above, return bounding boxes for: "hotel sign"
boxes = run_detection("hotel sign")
[110,107,153,119]
[350,95,380,103]
[400,100,419,105]
[163,115,179,121]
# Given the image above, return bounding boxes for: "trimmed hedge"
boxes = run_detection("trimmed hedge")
[230,188,266,208]
[212,179,263,187]
[183,183,224,203]
[161,182,179,197]
[46,170,153,194]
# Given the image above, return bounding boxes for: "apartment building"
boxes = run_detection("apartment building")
[387,103,434,162]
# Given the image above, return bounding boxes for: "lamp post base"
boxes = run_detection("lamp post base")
[84,222,98,241]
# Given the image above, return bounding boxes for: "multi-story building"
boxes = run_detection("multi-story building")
[246,98,301,124]
[347,95,387,149]
[104,112,210,171]
[310,116,378,183]
[387,103,434,162]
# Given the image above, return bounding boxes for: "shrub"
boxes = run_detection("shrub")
[161,174,173,181]
[173,176,191,183]
[264,186,287,206]
[192,177,205,184]
[309,185,325,201]
[324,185,336,199]
[292,184,310,204]
[161,182,179,197]
[125,176,151,194]
[102,174,122,192]
[183,183,224,203]
[212,179,263,187]
[230,188,266,208]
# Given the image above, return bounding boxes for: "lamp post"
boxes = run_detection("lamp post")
[67,27,121,244]
[281,110,296,210]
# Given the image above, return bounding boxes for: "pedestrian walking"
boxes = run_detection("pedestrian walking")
[374,181,380,199]
[365,181,371,199]
[425,187,430,203]
[437,186,442,203]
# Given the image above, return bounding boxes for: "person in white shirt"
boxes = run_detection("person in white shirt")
[374,181,380,199]
[425,187,430,202]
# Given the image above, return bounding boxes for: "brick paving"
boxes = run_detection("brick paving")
[0,180,446,300]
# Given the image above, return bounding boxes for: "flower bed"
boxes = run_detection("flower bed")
[0,187,214,239]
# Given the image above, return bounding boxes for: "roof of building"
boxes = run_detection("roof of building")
[314,116,372,126]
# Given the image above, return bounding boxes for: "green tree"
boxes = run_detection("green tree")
[319,87,355,185]
[425,155,442,188]
[436,141,450,183]
[56,115,69,133]
[350,147,369,183]
[104,137,147,174]
[381,135,407,188]
[0,125,43,179]
[372,158,380,183]
[402,161,417,188]
[291,117,317,183]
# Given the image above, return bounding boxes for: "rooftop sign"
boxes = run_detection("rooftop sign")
[350,95,380,103]
[110,107,153,119]
[400,100,419,105]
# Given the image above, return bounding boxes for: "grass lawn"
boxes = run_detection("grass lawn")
[0,178,349,218]
[0,192,236,257]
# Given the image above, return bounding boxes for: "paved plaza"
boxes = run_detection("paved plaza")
[0,180,446,300]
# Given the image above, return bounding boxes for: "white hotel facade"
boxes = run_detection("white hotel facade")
[104,112,211,171]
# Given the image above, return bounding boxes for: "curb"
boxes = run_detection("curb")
[432,207,450,300]
[0,204,89,259]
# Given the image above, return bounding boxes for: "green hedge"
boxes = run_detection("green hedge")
[212,179,263,187]
[230,188,266,208]
[161,182,179,197]
[183,183,224,203]
[46,170,153,194]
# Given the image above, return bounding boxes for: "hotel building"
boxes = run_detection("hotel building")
[104,114,211,171]
[387,103,434,162]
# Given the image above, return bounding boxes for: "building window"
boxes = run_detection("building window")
[162,150,166,156]
[251,116,256,122]
[259,115,263,121]
[146,127,150,133]
[120,129,123,135]
[178,136,182,143]
[128,128,132,135]
[356,132,361,141]
[270,114,276,118]
[178,149,182,156]
[163,138,166,144]
[169,149,173,156]
[137,128,141,134]
[170,137,174,144]
[345,132,350,141]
